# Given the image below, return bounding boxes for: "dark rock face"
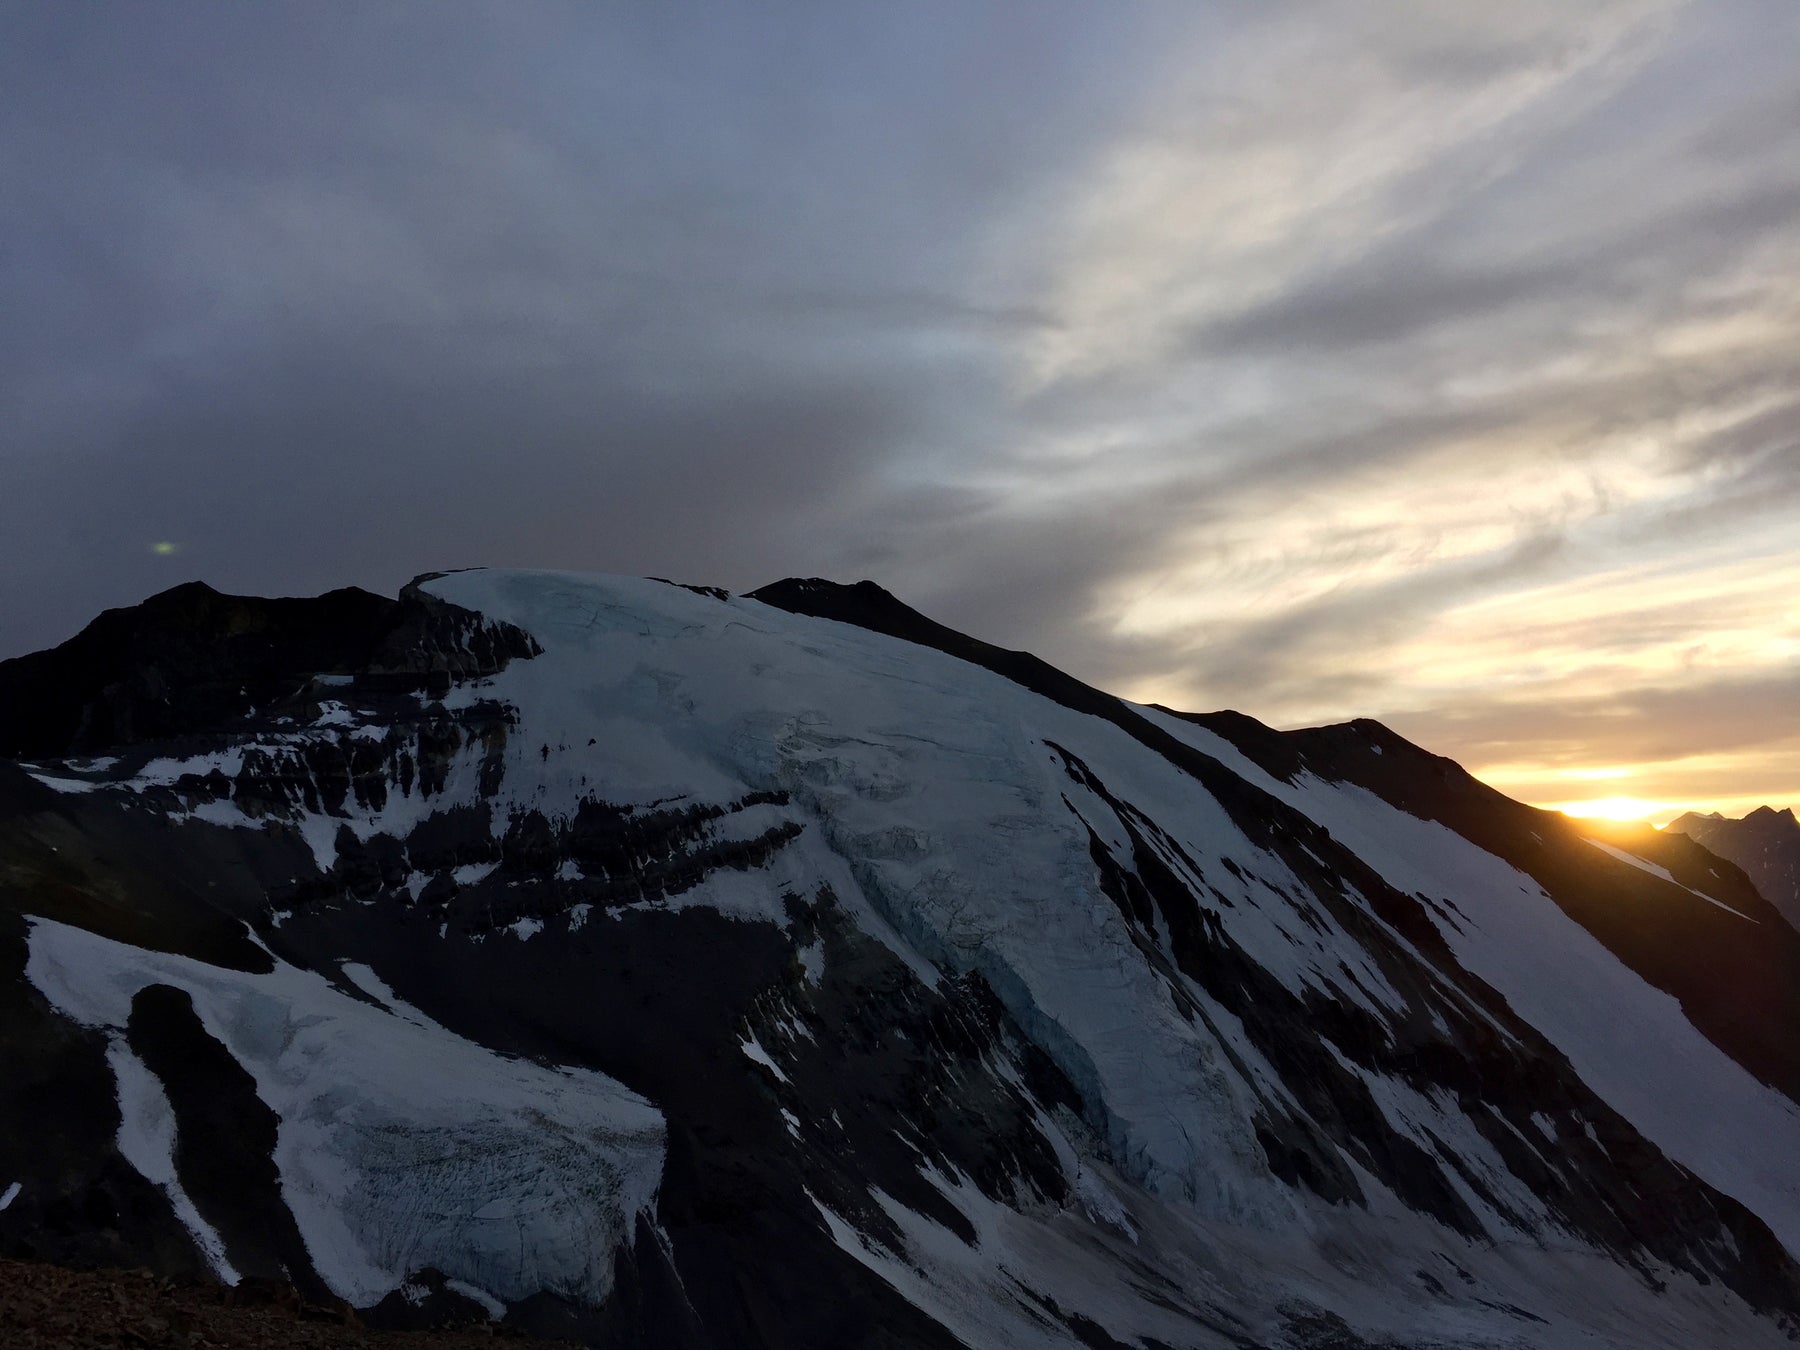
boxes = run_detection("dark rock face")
[1666,806,1800,931]
[0,577,538,759]
[0,912,208,1277]
[3,569,1800,1349]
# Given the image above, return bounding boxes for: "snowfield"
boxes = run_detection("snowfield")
[1138,705,1800,1265]
[26,916,664,1309]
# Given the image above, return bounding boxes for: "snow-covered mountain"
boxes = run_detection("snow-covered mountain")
[1666,807,1800,932]
[3,569,1800,1349]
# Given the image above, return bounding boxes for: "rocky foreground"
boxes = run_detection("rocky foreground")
[0,1256,575,1349]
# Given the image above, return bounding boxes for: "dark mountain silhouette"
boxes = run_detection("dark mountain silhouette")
[1665,806,1800,931]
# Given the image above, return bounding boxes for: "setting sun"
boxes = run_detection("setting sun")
[1551,796,1667,823]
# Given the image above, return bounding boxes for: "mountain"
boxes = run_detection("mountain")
[3,568,1800,1349]
[1665,807,1800,931]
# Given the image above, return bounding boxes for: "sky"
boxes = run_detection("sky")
[3,1,1796,824]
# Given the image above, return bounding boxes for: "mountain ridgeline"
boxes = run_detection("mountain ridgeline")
[1666,806,1800,931]
[2,569,1798,1350]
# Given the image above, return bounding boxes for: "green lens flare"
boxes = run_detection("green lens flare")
[150,541,181,556]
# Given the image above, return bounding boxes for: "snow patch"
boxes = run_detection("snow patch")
[445,1278,508,1320]
[106,1038,240,1283]
[24,770,104,794]
[26,919,664,1307]
[739,1032,789,1084]
[1075,1167,1137,1243]
[1585,839,1757,921]
[338,963,433,1029]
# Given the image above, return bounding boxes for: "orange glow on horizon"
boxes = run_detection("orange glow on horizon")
[1549,796,1668,824]
[1472,755,1798,832]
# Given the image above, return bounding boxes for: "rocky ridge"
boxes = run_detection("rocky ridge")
[1666,806,1800,931]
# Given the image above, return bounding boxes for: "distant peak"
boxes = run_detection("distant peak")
[748,576,921,624]
[646,577,730,601]
[143,579,392,611]
[142,579,224,605]
[1668,806,1797,837]
[753,576,901,601]
[1747,805,1799,828]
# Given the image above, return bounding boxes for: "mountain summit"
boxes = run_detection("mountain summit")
[3,570,1799,1349]
[1666,805,1800,930]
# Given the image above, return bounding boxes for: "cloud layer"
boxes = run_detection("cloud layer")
[3,1,1796,819]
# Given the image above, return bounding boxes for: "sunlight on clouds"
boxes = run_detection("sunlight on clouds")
[924,5,1799,846]
[946,2,1789,823]
[1096,438,1688,652]
[1561,765,1637,782]
[1016,3,1673,389]
[1416,546,1800,696]
[1102,428,1796,821]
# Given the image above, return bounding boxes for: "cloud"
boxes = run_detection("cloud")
[1399,672,1800,764]
[1,2,1795,820]
[3,2,1169,650]
[1401,674,1800,821]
